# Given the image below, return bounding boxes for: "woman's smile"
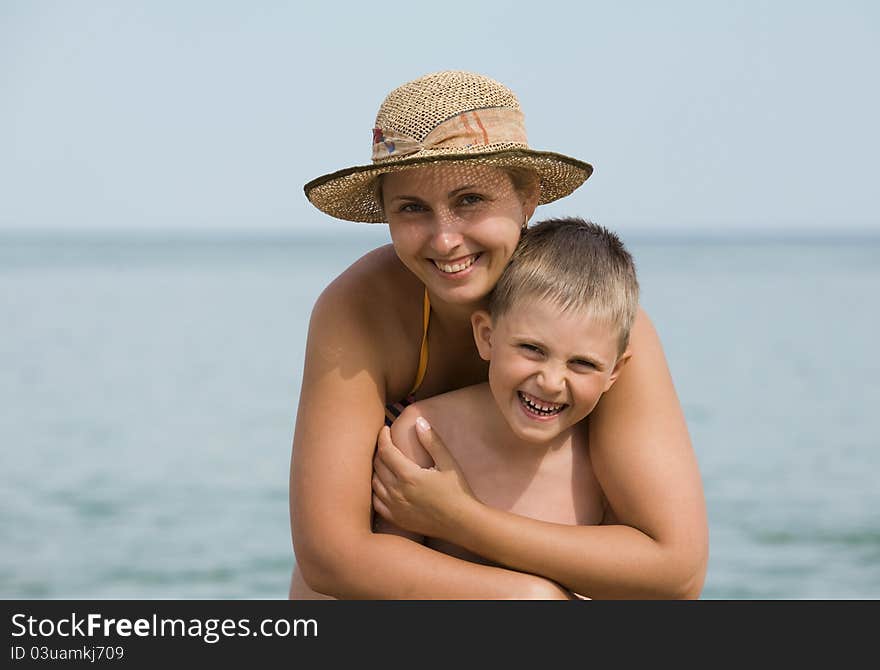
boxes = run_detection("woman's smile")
[430,252,483,277]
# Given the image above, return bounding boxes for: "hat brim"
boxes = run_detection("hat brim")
[303,149,593,223]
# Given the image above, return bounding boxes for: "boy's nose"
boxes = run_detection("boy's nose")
[536,366,566,395]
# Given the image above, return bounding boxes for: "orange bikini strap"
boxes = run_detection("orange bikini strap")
[409,287,431,396]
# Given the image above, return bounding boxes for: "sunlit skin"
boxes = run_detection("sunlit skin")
[288,162,559,599]
[383,164,536,312]
[367,291,708,598]
[368,297,631,580]
[471,299,631,449]
[290,161,708,599]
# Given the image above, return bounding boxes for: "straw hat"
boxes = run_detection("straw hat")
[303,71,593,223]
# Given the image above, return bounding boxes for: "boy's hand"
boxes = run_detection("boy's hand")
[372,417,477,539]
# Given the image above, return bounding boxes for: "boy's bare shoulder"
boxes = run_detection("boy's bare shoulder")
[389,403,433,468]
[392,384,494,465]
[405,384,492,427]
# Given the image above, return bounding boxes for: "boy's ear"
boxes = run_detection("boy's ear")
[470,310,494,361]
[603,348,632,392]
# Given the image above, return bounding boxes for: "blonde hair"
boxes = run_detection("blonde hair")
[488,217,639,354]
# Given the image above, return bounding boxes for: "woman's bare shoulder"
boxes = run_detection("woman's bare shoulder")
[305,243,424,398]
[320,244,416,304]
[309,245,415,328]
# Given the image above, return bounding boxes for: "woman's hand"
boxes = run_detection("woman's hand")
[372,417,478,539]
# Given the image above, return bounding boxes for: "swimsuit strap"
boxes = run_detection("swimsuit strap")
[408,287,431,396]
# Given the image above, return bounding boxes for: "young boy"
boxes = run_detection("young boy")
[373,217,640,579]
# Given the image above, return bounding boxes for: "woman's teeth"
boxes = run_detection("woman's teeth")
[433,254,478,274]
[519,392,566,416]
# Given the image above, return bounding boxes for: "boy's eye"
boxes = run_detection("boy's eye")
[519,343,543,355]
[571,359,597,370]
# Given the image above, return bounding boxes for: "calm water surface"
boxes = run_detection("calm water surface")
[1,229,878,598]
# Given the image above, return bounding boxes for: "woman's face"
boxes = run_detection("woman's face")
[383,163,536,307]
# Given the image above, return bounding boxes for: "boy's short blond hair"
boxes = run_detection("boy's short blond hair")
[488,217,640,354]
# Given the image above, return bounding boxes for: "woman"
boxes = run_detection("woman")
[289,71,708,599]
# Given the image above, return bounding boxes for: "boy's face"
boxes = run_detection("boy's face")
[471,298,630,445]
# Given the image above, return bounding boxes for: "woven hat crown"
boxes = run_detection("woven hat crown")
[375,71,523,148]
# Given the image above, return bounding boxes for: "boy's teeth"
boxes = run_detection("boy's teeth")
[435,255,476,273]
[519,392,566,415]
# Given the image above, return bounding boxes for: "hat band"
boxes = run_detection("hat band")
[371,107,528,163]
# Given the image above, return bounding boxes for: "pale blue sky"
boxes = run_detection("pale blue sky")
[2,1,878,235]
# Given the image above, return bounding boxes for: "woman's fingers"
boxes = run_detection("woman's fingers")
[371,472,390,502]
[376,425,420,478]
[372,452,397,486]
[414,417,457,471]
[372,494,391,521]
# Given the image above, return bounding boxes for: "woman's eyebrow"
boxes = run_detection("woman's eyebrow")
[388,194,423,203]
[447,185,478,197]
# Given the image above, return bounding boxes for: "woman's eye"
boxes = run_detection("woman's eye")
[459,194,484,206]
[399,202,426,213]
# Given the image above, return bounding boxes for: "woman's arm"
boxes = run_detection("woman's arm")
[289,273,573,600]
[372,308,708,599]
[586,307,708,597]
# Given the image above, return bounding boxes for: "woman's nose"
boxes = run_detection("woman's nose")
[429,213,464,255]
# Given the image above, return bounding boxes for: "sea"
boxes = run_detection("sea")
[2,227,878,600]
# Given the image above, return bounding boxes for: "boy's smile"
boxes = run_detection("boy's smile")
[517,390,567,419]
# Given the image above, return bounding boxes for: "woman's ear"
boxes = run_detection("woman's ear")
[520,175,540,223]
[521,187,539,224]
[470,310,494,361]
